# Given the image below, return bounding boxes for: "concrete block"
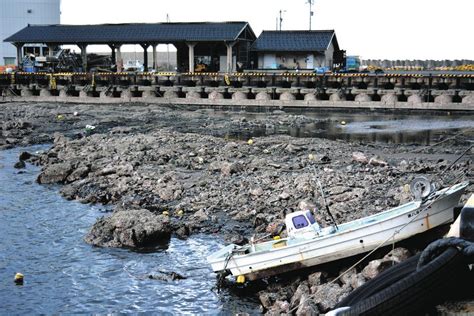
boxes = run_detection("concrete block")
[232,91,247,100]
[434,94,452,104]
[21,89,33,97]
[381,93,398,106]
[39,89,51,97]
[163,90,179,99]
[462,94,474,104]
[329,92,346,102]
[280,92,295,101]
[355,93,372,102]
[304,93,317,101]
[142,90,157,98]
[255,92,270,101]
[208,90,224,100]
[407,94,423,106]
[186,91,201,99]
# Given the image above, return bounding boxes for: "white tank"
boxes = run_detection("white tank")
[0,0,60,66]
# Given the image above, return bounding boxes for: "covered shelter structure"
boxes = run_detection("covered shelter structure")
[251,30,341,71]
[4,21,256,72]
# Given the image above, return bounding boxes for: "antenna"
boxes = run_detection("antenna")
[279,10,287,31]
[306,0,315,30]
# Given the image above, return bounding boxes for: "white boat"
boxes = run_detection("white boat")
[207,181,469,281]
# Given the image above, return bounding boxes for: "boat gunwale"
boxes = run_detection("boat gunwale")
[208,182,468,265]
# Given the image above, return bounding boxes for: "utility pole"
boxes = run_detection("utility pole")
[306,0,315,30]
[279,10,286,31]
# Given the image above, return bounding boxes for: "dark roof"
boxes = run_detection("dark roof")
[4,22,255,44]
[251,30,338,52]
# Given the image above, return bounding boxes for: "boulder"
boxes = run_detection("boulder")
[14,160,26,169]
[352,152,368,164]
[296,294,319,316]
[84,209,171,248]
[37,162,73,184]
[221,161,243,176]
[312,283,350,312]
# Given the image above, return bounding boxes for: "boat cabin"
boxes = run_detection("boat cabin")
[285,210,321,239]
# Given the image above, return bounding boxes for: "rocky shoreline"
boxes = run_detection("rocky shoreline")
[1,102,472,314]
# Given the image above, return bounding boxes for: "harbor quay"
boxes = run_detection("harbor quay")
[1,72,473,110]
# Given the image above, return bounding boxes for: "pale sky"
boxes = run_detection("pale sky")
[60,0,474,60]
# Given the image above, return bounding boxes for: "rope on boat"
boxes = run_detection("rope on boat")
[289,178,464,314]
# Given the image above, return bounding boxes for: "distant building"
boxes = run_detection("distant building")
[251,30,341,70]
[0,0,60,66]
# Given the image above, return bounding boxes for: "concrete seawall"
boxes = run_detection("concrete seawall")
[1,72,473,110]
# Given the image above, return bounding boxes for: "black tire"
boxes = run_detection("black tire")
[339,247,470,316]
[336,253,421,308]
[460,205,474,242]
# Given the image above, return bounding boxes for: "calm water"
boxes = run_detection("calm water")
[0,146,260,314]
[216,110,474,145]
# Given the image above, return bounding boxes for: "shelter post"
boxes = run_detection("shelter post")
[116,45,123,72]
[226,41,236,73]
[152,44,157,71]
[109,44,116,65]
[187,42,197,73]
[79,44,88,72]
[14,43,24,68]
[141,44,150,71]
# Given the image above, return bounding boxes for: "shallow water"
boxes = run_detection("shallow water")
[218,109,474,145]
[0,146,260,314]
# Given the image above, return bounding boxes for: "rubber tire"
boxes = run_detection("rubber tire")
[460,206,474,242]
[336,253,421,308]
[339,247,469,316]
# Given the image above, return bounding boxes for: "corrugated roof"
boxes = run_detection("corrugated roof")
[251,30,337,52]
[4,22,253,44]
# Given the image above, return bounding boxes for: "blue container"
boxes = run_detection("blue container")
[24,66,36,73]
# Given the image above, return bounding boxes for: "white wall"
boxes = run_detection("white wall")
[0,0,60,66]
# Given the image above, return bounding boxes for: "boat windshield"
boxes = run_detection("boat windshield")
[305,211,316,224]
[292,215,309,229]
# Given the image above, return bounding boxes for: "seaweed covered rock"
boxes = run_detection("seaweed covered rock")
[84,209,172,248]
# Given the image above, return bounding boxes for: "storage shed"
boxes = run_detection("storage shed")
[251,30,340,71]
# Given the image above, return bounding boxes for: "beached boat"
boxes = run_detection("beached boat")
[207,181,468,281]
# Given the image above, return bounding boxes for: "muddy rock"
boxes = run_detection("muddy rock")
[84,209,171,248]
[295,295,319,316]
[312,282,351,313]
[383,247,411,263]
[352,152,369,164]
[362,258,396,279]
[308,271,326,287]
[14,160,26,169]
[37,162,74,184]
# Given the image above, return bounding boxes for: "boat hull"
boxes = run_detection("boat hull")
[208,182,468,280]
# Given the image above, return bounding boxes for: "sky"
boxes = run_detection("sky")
[60,0,474,60]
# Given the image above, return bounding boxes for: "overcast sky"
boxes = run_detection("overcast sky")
[60,0,473,60]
